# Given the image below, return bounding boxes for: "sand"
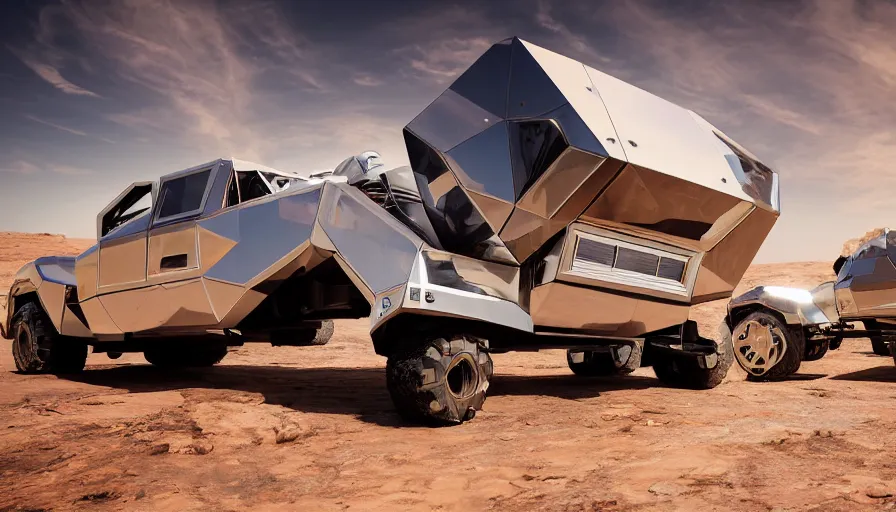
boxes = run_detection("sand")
[1,232,894,511]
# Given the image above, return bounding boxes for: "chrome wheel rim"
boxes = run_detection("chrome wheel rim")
[733,319,787,376]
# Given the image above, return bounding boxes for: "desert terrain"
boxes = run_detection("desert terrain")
[1,232,895,511]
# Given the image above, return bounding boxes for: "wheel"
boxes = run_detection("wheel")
[386,334,493,425]
[804,340,830,362]
[11,302,87,374]
[732,311,804,381]
[298,320,334,346]
[567,342,642,377]
[871,337,890,356]
[864,320,891,356]
[144,343,228,368]
[652,324,733,389]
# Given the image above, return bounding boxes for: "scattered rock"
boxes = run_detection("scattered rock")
[813,430,834,438]
[189,440,214,455]
[135,490,146,500]
[149,443,170,455]
[275,426,304,444]
[866,484,893,499]
[648,481,687,497]
[77,491,119,502]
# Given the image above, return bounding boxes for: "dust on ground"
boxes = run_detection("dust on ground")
[1,233,895,511]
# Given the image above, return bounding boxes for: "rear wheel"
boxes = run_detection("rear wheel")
[567,343,642,377]
[386,334,492,425]
[144,343,228,368]
[11,302,87,374]
[864,320,891,356]
[732,311,804,380]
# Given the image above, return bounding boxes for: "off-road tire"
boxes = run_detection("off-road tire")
[144,343,228,368]
[734,311,804,381]
[302,320,334,346]
[804,340,829,362]
[871,337,890,356]
[386,335,493,425]
[567,343,642,377]
[652,329,733,389]
[864,320,891,356]
[11,302,87,374]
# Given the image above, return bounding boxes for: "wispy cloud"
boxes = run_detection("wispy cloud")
[401,37,493,82]
[0,159,91,176]
[8,48,100,97]
[24,114,115,143]
[353,74,383,87]
[1,160,41,174]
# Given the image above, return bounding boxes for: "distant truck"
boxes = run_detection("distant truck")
[2,38,780,424]
[727,229,896,380]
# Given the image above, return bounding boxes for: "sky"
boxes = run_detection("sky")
[0,0,894,263]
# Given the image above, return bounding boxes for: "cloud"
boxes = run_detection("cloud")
[0,159,91,176]
[353,74,383,87]
[24,114,115,143]
[9,49,100,97]
[402,37,493,82]
[1,161,41,174]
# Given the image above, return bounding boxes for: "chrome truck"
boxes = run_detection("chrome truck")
[1,38,780,424]
[727,229,896,380]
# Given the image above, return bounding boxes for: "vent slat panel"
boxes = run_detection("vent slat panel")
[615,247,659,276]
[576,239,616,266]
[657,257,686,281]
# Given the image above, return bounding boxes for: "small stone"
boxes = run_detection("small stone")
[647,419,657,426]
[648,481,687,497]
[149,443,169,456]
[190,440,214,455]
[866,484,893,499]
[135,490,146,500]
[275,426,303,444]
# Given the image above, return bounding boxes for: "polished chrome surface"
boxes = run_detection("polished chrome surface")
[732,319,787,376]
[835,230,896,319]
[727,285,831,326]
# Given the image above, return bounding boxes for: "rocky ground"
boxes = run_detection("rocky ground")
[1,233,896,511]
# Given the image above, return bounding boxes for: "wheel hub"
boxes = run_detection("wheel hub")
[733,319,787,376]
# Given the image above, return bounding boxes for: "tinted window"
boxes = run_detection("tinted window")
[157,169,211,219]
[225,172,240,207]
[102,184,153,237]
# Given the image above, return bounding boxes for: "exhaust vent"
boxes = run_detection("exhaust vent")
[566,229,694,297]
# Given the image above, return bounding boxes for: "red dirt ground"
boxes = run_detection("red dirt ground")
[1,232,895,511]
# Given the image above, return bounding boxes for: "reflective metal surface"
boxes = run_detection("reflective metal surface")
[4,37,782,346]
[727,286,832,326]
[732,318,787,376]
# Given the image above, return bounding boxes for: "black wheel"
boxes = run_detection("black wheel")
[732,311,804,381]
[652,325,733,389]
[567,342,642,377]
[804,340,830,362]
[144,343,228,368]
[301,320,334,346]
[864,320,891,356]
[386,334,492,425]
[871,337,890,356]
[11,302,87,374]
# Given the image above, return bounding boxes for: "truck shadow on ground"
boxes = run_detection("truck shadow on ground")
[830,365,896,383]
[63,364,662,426]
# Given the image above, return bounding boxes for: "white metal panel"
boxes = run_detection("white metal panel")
[583,65,753,203]
[520,40,627,161]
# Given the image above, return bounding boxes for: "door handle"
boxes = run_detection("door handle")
[160,253,188,271]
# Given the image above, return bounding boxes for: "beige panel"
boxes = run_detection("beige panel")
[79,297,121,335]
[851,257,896,317]
[691,206,778,303]
[203,278,247,323]
[530,282,688,337]
[99,279,216,333]
[75,247,98,300]
[218,288,267,328]
[98,234,147,289]
[37,281,66,333]
[516,149,607,219]
[148,223,198,277]
[198,226,238,272]
[60,305,93,338]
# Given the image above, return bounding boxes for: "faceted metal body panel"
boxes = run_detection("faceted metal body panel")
[835,230,896,319]
[727,285,832,327]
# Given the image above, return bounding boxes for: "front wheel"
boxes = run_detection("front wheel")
[864,320,891,356]
[732,311,804,380]
[11,302,87,374]
[386,334,493,425]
